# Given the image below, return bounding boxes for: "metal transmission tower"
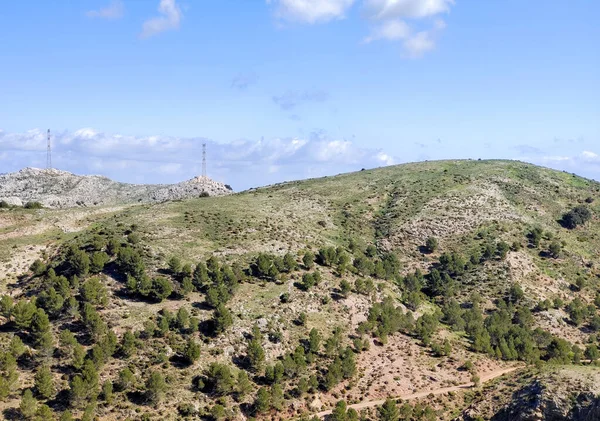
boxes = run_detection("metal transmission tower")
[46,129,52,170]
[201,143,207,178]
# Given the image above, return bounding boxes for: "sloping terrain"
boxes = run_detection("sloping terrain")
[0,167,233,208]
[0,159,599,420]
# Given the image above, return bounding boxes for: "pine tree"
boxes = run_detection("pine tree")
[308,328,321,354]
[378,398,399,421]
[82,360,99,398]
[236,371,252,400]
[183,338,201,364]
[181,276,194,296]
[13,300,36,329]
[35,404,53,420]
[340,347,356,379]
[168,256,182,274]
[271,384,284,411]
[296,377,309,397]
[102,380,113,404]
[59,410,73,421]
[206,363,235,396]
[193,262,209,289]
[331,400,348,421]
[34,365,54,399]
[81,402,96,421]
[145,371,167,404]
[9,335,26,359]
[118,367,135,391]
[254,387,271,414]
[340,279,352,297]
[343,408,357,421]
[72,343,86,370]
[176,307,189,330]
[0,376,10,401]
[37,331,54,356]
[120,330,136,358]
[302,251,315,269]
[20,389,37,420]
[211,404,227,421]
[69,376,86,407]
[212,304,233,334]
[247,338,265,373]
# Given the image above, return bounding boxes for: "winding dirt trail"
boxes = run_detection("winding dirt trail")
[316,366,522,418]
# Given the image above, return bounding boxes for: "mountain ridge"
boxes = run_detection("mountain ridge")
[1,159,600,420]
[0,166,233,208]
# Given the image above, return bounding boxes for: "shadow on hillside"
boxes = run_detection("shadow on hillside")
[2,408,19,420]
[192,301,213,311]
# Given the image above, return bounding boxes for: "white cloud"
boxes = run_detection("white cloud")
[403,30,435,57]
[267,0,356,24]
[376,152,395,165]
[363,19,410,43]
[582,151,599,160]
[140,0,182,39]
[364,0,454,20]
[0,128,397,190]
[86,0,124,20]
[433,18,446,30]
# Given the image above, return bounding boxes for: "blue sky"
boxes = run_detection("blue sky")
[0,0,598,190]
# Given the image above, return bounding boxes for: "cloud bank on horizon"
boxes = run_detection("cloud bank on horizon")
[1,128,599,191]
[0,128,396,190]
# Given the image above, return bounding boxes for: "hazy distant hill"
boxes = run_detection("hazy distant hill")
[0,167,233,208]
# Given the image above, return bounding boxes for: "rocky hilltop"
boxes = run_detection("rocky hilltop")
[0,167,233,208]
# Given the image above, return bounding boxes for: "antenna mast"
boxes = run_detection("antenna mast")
[201,143,207,178]
[46,129,52,170]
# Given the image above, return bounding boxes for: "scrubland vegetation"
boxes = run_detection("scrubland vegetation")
[1,160,600,420]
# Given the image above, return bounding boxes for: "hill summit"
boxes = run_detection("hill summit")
[2,160,600,420]
[0,167,233,208]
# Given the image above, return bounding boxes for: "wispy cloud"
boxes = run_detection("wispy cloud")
[272,89,329,110]
[86,0,124,20]
[362,19,411,43]
[231,73,259,90]
[0,128,396,190]
[513,145,543,155]
[266,0,356,24]
[363,0,454,20]
[140,0,182,39]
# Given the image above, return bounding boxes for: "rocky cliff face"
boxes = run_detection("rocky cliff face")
[489,382,600,421]
[459,369,600,421]
[0,167,233,208]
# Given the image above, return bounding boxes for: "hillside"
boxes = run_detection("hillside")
[1,159,600,421]
[0,167,233,208]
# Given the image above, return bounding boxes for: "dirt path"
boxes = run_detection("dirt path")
[316,366,522,418]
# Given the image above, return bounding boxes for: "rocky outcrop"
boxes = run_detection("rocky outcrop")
[0,167,233,208]
[461,380,600,421]
[491,382,600,420]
